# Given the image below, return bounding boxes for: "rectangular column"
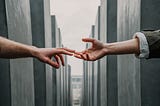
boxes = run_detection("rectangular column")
[106,0,118,106]
[0,1,11,106]
[67,65,72,106]
[93,6,101,106]
[51,15,57,106]
[64,55,68,106]
[88,25,95,106]
[117,0,141,106]
[29,0,46,106]
[140,0,160,105]
[5,0,35,106]
[43,0,53,106]
[100,0,107,105]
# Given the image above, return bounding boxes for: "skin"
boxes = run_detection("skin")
[0,36,74,68]
[74,37,140,61]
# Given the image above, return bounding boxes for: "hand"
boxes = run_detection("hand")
[74,38,107,61]
[32,47,74,68]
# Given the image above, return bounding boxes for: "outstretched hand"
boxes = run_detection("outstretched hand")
[33,47,74,68]
[74,38,107,61]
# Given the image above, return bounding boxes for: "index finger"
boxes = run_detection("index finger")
[82,38,95,43]
[57,49,74,56]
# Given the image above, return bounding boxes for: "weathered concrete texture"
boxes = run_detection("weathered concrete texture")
[43,0,53,106]
[100,0,107,105]
[117,0,141,106]
[93,6,101,106]
[84,56,89,106]
[64,55,68,106]
[140,0,160,106]
[67,65,72,106]
[61,66,64,106]
[82,61,87,106]
[85,26,95,106]
[106,0,118,106]
[0,0,8,36]
[51,15,57,106]
[29,0,46,106]
[0,1,11,106]
[5,0,35,106]
[89,25,95,106]
[51,16,61,106]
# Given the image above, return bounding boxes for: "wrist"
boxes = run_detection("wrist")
[29,46,39,58]
[102,43,110,55]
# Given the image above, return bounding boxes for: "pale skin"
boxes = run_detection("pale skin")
[0,36,74,68]
[0,36,140,67]
[74,37,140,61]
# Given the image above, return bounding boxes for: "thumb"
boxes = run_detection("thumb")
[82,38,95,43]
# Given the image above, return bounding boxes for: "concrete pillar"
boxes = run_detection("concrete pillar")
[83,61,86,106]
[117,0,141,106]
[106,0,118,106]
[86,44,90,106]
[29,0,46,106]
[51,15,58,106]
[83,55,89,106]
[5,0,35,106]
[100,0,107,105]
[64,55,68,106]
[0,1,11,106]
[140,0,160,106]
[43,0,53,106]
[67,65,72,106]
[88,25,95,106]
[55,28,63,106]
[93,6,101,106]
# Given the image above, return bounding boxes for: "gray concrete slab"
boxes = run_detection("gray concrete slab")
[55,27,61,106]
[43,0,53,106]
[117,0,141,106]
[51,15,57,106]
[140,0,160,106]
[106,0,118,106]
[0,1,11,106]
[84,59,89,106]
[68,65,72,106]
[5,0,35,106]
[93,6,101,106]
[100,0,107,105]
[64,55,68,106]
[88,25,95,106]
[29,0,46,106]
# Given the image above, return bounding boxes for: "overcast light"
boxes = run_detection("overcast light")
[50,0,100,75]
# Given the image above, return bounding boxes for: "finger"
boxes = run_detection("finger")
[58,54,65,66]
[57,49,74,56]
[74,54,83,59]
[81,54,88,60]
[54,55,60,65]
[86,53,90,61]
[46,58,60,69]
[82,38,95,43]
[62,47,75,53]
[74,51,83,55]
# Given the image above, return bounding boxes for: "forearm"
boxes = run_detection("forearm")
[104,38,140,55]
[0,36,36,58]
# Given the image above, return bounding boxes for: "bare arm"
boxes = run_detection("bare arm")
[74,38,140,61]
[0,36,36,58]
[105,38,140,55]
[0,36,74,68]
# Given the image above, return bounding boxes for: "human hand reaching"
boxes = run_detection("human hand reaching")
[74,38,107,61]
[32,47,74,68]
